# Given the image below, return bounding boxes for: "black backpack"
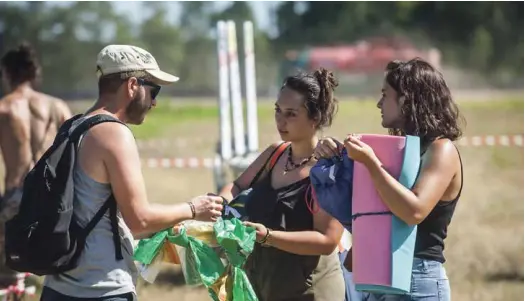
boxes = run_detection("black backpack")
[4,114,125,276]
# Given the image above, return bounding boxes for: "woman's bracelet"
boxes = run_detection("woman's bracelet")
[259,228,272,245]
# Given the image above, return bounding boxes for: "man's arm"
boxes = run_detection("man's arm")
[97,123,222,237]
[53,98,73,127]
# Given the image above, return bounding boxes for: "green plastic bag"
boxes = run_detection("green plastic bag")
[133,229,172,283]
[168,227,226,287]
[133,218,258,301]
[134,229,170,265]
[134,226,224,286]
[209,218,258,301]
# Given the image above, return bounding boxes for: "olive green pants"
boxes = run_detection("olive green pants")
[245,246,345,301]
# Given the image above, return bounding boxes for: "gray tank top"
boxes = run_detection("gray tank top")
[44,116,138,298]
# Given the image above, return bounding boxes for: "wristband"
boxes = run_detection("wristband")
[187,201,196,219]
[259,228,271,246]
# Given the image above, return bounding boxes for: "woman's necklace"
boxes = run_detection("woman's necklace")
[284,148,315,172]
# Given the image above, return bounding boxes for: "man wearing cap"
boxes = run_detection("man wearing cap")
[40,45,223,301]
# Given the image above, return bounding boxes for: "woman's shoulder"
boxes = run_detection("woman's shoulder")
[423,138,460,165]
[249,141,289,171]
[266,140,288,151]
[428,138,457,154]
[261,140,290,158]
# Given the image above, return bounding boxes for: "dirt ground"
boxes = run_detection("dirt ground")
[2,94,524,301]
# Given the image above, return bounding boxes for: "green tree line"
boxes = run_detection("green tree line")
[0,1,522,99]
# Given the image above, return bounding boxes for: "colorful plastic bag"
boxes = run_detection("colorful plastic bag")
[133,218,258,301]
[133,224,223,286]
[208,218,258,301]
[133,229,181,283]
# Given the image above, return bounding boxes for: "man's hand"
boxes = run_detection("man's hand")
[190,195,224,222]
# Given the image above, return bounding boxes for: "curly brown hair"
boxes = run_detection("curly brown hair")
[385,58,465,145]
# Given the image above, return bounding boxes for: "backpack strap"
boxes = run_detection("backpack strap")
[82,196,115,236]
[61,114,84,131]
[81,195,123,261]
[109,197,124,260]
[70,114,126,143]
[249,142,290,187]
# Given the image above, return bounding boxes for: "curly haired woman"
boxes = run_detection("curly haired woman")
[316,58,465,301]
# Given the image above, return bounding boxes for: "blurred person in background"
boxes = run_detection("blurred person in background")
[219,68,347,301]
[0,42,72,288]
[316,58,464,301]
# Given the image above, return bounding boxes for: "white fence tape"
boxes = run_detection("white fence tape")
[141,135,523,169]
[138,134,523,150]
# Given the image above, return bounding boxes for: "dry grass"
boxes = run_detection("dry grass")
[446,147,523,300]
[1,95,523,301]
[135,96,524,301]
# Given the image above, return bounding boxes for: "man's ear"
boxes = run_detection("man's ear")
[126,77,139,99]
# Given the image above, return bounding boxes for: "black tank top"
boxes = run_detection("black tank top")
[414,145,463,263]
[245,153,313,231]
[243,146,345,300]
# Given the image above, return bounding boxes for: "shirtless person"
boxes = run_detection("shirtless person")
[0,43,72,286]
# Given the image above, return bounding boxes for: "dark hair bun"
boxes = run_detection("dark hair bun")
[313,67,339,91]
[16,42,37,62]
[312,67,339,128]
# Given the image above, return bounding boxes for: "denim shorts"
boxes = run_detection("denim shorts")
[40,287,136,301]
[363,258,450,301]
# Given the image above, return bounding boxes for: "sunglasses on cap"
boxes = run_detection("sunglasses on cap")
[137,78,161,100]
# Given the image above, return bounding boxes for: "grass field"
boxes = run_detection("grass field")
[3,94,524,301]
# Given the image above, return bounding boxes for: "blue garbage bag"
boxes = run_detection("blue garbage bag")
[310,149,354,232]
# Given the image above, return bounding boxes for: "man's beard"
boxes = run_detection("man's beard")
[125,91,150,125]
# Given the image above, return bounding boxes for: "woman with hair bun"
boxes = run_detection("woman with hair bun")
[219,68,346,300]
